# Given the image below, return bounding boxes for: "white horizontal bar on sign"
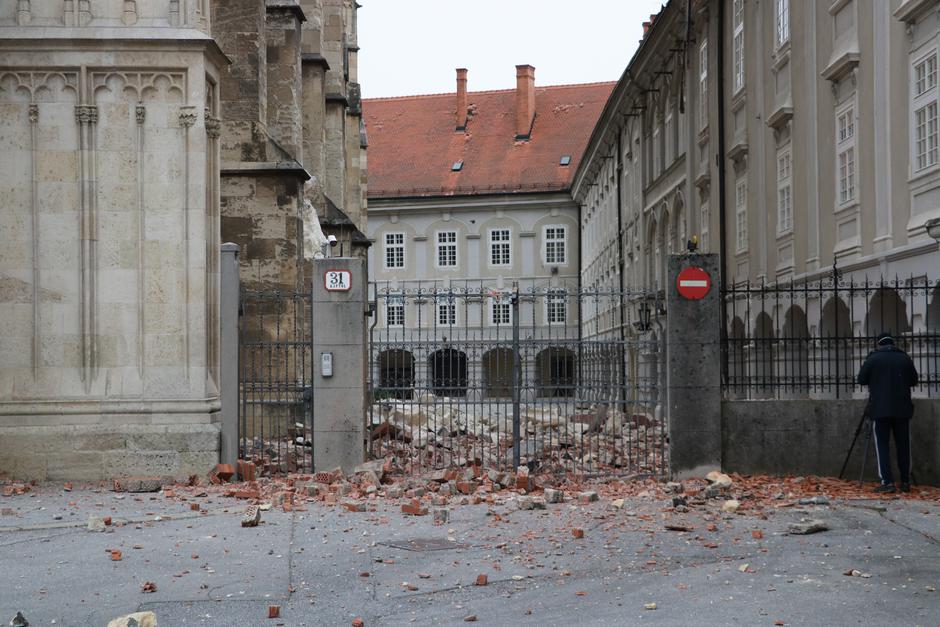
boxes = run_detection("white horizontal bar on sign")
[679,280,708,287]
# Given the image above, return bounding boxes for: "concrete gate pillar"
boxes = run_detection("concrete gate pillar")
[312,257,368,472]
[666,254,722,478]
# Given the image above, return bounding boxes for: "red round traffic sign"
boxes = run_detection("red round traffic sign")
[676,266,711,300]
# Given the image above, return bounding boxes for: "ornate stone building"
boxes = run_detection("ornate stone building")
[213,0,367,291]
[0,0,365,479]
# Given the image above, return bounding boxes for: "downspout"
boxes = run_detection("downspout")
[716,0,729,387]
[577,201,583,388]
[616,129,628,406]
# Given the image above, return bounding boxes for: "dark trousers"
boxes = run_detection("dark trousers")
[872,417,912,484]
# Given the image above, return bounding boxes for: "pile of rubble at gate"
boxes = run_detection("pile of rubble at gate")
[368,396,667,474]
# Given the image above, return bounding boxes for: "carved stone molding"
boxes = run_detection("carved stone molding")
[135,104,146,124]
[91,71,185,102]
[179,106,198,127]
[0,70,79,100]
[17,0,30,26]
[122,0,138,26]
[74,104,98,125]
[205,118,221,138]
[78,0,91,27]
[28,103,38,124]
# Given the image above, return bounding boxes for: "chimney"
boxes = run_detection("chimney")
[455,68,468,131]
[515,64,535,140]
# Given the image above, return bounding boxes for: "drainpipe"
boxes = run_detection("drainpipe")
[616,129,628,405]
[716,0,729,387]
[577,201,584,389]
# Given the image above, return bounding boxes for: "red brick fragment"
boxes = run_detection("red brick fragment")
[190,503,201,511]
[268,604,280,618]
[401,500,428,516]
[141,581,157,593]
[214,464,235,482]
[110,550,122,561]
[571,527,584,539]
[474,574,488,586]
[237,460,256,482]
[352,619,364,627]
[456,481,478,495]
[103,516,112,526]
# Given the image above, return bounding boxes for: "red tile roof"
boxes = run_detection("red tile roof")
[363,81,615,199]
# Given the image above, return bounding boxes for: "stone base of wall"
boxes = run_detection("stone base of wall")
[722,399,940,486]
[0,419,220,481]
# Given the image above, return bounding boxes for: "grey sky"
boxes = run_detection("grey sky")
[358,0,666,98]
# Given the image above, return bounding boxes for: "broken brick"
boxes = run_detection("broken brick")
[352,619,364,627]
[578,491,599,504]
[474,573,488,586]
[402,500,428,516]
[141,581,157,593]
[213,464,235,482]
[571,527,585,539]
[237,460,256,482]
[190,503,201,511]
[268,605,280,619]
[456,481,478,495]
[110,550,122,561]
[342,499,367,513]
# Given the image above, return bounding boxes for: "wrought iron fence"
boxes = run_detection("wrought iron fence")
[368,280,666,476]
[239,288,314,475]
[722,272,940,399]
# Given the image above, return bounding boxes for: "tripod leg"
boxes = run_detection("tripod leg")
[858,422,872,487]
[839,412,867,480]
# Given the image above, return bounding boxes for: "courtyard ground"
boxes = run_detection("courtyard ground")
[2,472,939,626]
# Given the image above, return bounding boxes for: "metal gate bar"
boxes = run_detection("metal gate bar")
[238,288,314,475]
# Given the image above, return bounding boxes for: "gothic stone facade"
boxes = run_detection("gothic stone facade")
[0,0,225,479]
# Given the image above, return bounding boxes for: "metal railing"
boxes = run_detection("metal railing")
[238,288,314,475]
[367,280,666,476]
[722,272,940,399]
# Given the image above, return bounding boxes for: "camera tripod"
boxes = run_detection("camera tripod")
[839,401,872,486]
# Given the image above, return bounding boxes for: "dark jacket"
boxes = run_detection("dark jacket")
[857,345,919,420]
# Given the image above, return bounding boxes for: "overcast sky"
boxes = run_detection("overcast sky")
[358,0,666,98]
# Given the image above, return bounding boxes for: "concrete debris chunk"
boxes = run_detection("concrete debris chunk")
[578,491,599,504]
[87,516,106,532]
[432,507,450,525]
[788,519,829,535]
[721,499,741,513]
[9,611,29,627]
[798,496,830,506]
[544,488,564,503]
[106,612,157,627]
[705,471,733,488]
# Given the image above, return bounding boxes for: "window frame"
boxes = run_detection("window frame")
[383,232,405,270]
[488,228,512,267]
[735,177,748,254]
[835,99,857,206]
[489,296,512,326]
[384,294,405,328]
[732,0,745,93]
[776,146,793,234]
[435,230,458,269]
[912,49,939,174]
[775,0,790,50]
[543,225,568,265]
[545,289,568,326]
[699,38,708,130]
[700,202,709,252]
[435,293,457,327]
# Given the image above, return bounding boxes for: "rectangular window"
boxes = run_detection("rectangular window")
[546,289,567,325]
[915,102,939,171]
[490,297,511,326]
[836,103,856,204]
[385,296,404,327]
[435,231,457,268]
[436,295,456,326]
[733,0,745,92]
[915,53,937,97]
[775,0,789,49]
[383,233,405,269]
[544,226,567,264]
[489,229,511,266]
[777,148,792,233]
[700,203,709,252]
[699,39,708,129]
[653,124,662,176]
[735,178,748,253]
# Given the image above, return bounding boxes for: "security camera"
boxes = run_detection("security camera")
[327,234,338,247]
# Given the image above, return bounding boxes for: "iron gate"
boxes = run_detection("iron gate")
[367,280,666,476]
[238,287,314,475]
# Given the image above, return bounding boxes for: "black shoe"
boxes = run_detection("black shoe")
[900,483,911,493]
[873,483,896,494]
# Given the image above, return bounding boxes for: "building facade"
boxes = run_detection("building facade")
[213,0,367,291]
[363,68,612,399]
[0,0,226,479]
[574,0,940,397]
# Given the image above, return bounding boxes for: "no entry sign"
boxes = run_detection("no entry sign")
[676,266,711,300]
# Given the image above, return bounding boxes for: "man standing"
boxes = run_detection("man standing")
[857,333,919,493]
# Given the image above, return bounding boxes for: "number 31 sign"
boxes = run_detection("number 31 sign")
[324,269,352,292]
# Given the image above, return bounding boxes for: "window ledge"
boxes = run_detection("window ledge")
[821,49,860,83]
[731,88,747,113]
[772,41,792,72]
[727,138,749,163]
[834,200,860,215]
[697,126,710,147]
[766,102,794,130]
[894,0,936,23]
